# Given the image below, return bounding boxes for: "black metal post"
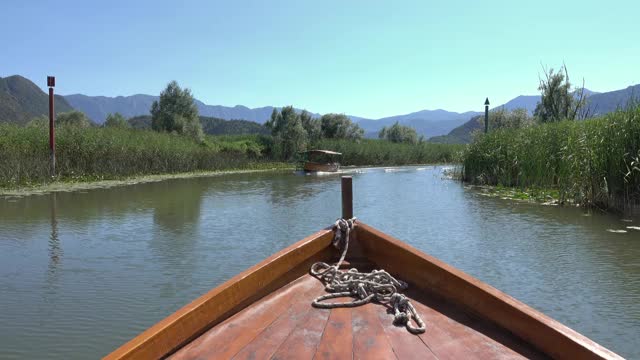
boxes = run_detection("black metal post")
[484,97,490,134]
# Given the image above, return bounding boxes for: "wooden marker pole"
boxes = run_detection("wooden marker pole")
[341,176,353,219]
[47,76,56,176]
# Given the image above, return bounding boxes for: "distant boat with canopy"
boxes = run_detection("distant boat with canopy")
[297,149,342,173]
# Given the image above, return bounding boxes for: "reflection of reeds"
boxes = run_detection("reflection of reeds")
[0,126,276,186]
[315,139,464,166]
[48,193,62,280]
[462,106,640,213]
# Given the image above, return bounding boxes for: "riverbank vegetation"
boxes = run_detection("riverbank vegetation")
[463,65,640,213]
[0,125,276,186]
[317,138,462,166]
[0,81,462,187]
[463,104,640,212]
[0,123,462,187]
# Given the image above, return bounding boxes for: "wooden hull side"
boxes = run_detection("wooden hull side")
[354,222,623,360]
[104,228,335,360]
[303,162,339,172]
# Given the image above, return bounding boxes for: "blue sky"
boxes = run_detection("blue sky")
[1,0,638,118]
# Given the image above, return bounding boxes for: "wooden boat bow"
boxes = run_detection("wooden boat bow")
[104,177,622,360]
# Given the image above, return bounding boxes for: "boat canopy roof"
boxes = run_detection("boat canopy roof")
[302,149,342,155]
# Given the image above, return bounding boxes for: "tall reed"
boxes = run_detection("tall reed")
[463,106,640,212]
[0,125,274,186]
[316,139,464,166]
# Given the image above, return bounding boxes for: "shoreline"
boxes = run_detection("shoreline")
[0,167,294,197]
[0,163,451,197]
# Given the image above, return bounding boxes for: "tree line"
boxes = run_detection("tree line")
[24,80,426,159]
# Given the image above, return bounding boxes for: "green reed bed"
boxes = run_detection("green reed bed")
[463,106,640,211]
[0,125,278,187]
[316,138,464,166]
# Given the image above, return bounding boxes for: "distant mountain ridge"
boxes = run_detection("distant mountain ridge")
[64,94,321,125]
[355,109,482,138]
[64,93,482,138]
[58,83,640,139]
[0,75,74,124]
[3,75,640,141]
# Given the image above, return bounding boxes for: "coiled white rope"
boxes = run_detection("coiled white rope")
[310,218,426,334]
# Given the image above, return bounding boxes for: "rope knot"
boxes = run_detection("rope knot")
[310,218,425,334]
[332,218,356,249]
[393,312,410,325]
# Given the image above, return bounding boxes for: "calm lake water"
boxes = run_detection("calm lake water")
[1,166,639,359]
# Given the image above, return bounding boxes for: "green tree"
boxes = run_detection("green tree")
[151,81,203,141]
[265,106,308,159]
[379,121,418,144]
[104,112,129,128]
[534,64,589,122]
[300,110,322,143]
[489,108,533,130]
[57,111,92,127]
[320,113,363,140]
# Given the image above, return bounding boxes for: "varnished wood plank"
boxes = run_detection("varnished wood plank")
[355,222,623,360]
[169,275,319,359]
[405,299,476,360]
[412,296,518,360]
[455,311,550,359]
[314,308,353,360]
[375,305,438,360]
[270,304,331,359]
[352,304,397,360]
[105,229,335,360]
[232,280,327,360]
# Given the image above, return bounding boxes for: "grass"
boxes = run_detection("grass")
[0,125,280,187]
[0,124,464,188]
[462,106,640,212]
[316,138,464,166]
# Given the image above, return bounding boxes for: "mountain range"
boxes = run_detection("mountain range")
[2,75,640,141]
[63,93,483,138]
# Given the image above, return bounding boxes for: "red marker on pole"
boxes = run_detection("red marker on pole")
[47,76,56,176]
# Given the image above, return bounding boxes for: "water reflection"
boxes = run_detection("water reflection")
[47,193,62,279]
[151,178,205,234]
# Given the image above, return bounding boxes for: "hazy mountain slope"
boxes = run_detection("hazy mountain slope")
[588,85,640,115]
[0,75,74,124]
[497,95,540,113]
[355,109,481,138]
[65,94,320,124]
[429,115,484,144]
[65,94,157,123]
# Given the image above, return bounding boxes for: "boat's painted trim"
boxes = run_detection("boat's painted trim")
[355,222,623,360]
[303,162,340,172]
[104,228,335,360]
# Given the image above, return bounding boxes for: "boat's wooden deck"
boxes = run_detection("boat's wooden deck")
[168,274,548,360]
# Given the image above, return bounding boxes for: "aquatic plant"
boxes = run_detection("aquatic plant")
[316,138,463,166]
[0,126,274,186]
[463,105,640,212]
